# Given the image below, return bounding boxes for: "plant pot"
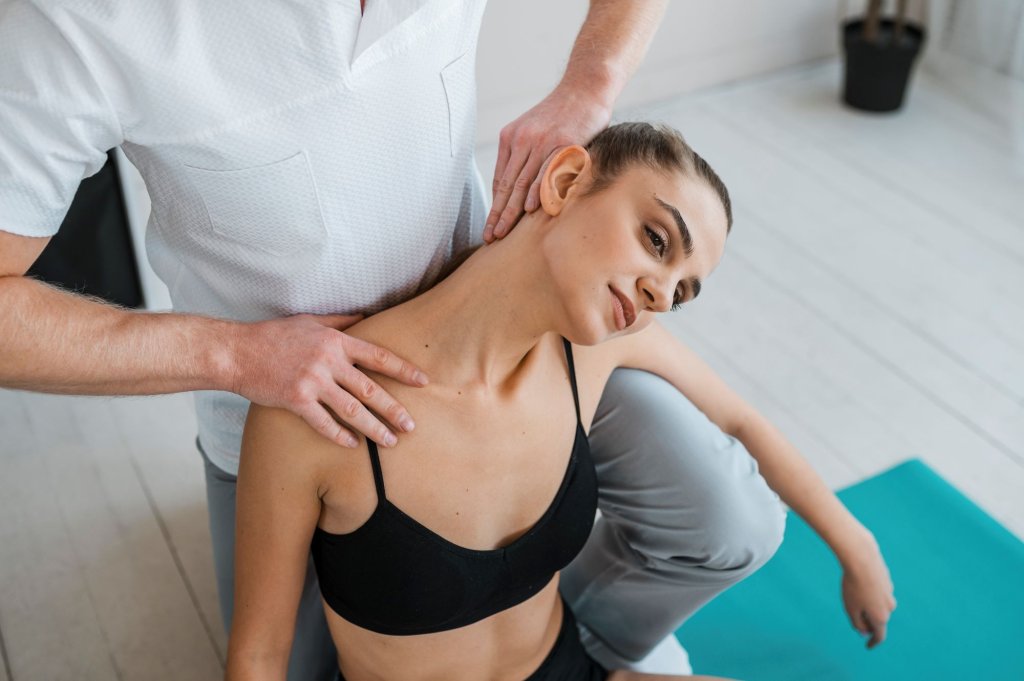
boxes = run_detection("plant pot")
[841,18,926,112]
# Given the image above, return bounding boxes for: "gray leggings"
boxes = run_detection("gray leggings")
[202,368,786,679]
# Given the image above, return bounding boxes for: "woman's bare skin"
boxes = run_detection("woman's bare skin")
[228,146,737,680]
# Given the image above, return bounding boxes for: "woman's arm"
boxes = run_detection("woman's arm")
[595,321,896,646]
[226,404,329,680]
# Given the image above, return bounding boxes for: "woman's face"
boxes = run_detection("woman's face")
[541,162,729,345]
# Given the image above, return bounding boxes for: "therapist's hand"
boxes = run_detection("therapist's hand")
[484,86,610,242]
[228,312,428,449]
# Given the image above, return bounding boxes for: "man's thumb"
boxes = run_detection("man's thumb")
[314,313,364,330]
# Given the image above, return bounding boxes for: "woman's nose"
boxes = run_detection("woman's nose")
[640,280,672,313]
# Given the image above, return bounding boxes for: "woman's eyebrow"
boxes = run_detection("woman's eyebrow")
[689,278,702,300]
[653,196,694,257]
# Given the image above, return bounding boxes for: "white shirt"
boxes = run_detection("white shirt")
[0,0,490,474]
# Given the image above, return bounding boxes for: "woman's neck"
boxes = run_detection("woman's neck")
[364,215,558,394]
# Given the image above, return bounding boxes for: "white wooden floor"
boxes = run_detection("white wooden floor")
[2,56,1022,681]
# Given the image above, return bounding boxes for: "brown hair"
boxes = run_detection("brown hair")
[434,122,732,285]
[584,121,732,233]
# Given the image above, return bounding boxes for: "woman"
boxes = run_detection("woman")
[225,123,882,680]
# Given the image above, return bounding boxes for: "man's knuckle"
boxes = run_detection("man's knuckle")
[289,382,314,405]
[514,175,532,192]
[361,380,377,399]
[372,346,390,365]
[313,411,335,433]
[341,398,361,419]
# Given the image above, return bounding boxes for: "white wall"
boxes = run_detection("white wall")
[927,0,1024,78]
[475,0,845,146]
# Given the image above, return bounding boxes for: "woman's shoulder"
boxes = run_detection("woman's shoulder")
[241,402,352,490]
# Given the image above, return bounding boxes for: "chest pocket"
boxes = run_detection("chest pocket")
[184,151,327,256]
[440,52,475,158]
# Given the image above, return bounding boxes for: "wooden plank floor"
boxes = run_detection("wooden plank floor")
[2,55,1021,680]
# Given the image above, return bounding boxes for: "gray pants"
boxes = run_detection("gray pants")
[201,368,786,679]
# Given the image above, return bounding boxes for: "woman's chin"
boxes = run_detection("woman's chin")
[562,316,620,347]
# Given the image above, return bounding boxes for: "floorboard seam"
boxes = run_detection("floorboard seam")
[0,617,14,681]
[680,320,867,481]
[728,242,1024,470]
[124,452,226,670]
[707,104,1024,400]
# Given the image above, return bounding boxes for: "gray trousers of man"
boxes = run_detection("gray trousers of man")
[201,368,788,679]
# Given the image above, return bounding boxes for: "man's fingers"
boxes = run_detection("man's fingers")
[493,151,543,239]
[487,128,516,241]
[321,384,399,448]
[492,132,512,196]
[308,312,364,330]
[300,402,359,449]
[344,336,428,387]
[335,364,416,434]
[485,148,529,242]
[524,152,556,213]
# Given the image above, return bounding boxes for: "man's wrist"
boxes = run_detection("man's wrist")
[555,60,622,115]
[199,315,245,394]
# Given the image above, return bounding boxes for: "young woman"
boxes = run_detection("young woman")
[226,123,776,680]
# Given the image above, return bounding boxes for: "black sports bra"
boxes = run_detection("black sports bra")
[310,338,598,635]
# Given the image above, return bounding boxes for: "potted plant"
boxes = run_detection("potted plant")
[842,0,927,112]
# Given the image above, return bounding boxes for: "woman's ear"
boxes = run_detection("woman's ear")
[539,145,591,216]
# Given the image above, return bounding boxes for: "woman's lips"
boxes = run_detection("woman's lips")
[609,285,636,330]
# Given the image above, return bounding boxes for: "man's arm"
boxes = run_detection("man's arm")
[0,229,423,448]
[484,0,669,242]
[593,321,898,648]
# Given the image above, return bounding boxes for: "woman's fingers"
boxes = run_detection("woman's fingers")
[864,610,888,649]
[850,607,870,635]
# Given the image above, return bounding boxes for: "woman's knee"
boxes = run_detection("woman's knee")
[642,460,785,577]
[594,369,785,573]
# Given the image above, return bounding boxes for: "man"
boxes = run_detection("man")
[0,1,894,679]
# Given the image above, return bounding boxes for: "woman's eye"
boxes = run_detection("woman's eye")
[644,226,666,257]
[671,287,684,312]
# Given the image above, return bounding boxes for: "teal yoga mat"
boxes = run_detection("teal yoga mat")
[675,459,1024,681]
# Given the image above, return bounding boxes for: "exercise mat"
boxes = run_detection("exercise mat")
[675,459,1024,680]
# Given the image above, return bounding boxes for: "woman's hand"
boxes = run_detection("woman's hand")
[839,531,897,649]
[226,312,428,449]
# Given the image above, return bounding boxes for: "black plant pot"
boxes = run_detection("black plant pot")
[842,18,926,112]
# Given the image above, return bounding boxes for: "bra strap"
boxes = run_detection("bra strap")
[365,439,387,500]
[562,338,582,423]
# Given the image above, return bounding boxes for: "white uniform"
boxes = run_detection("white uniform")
[2,4,787,678]
[0,0,489,474]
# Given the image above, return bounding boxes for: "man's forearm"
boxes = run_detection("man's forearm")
[558,0,669,110]
[0,275,237,396]
[733,410,877,568]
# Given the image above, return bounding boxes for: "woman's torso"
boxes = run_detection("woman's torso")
[312,329,611,680]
